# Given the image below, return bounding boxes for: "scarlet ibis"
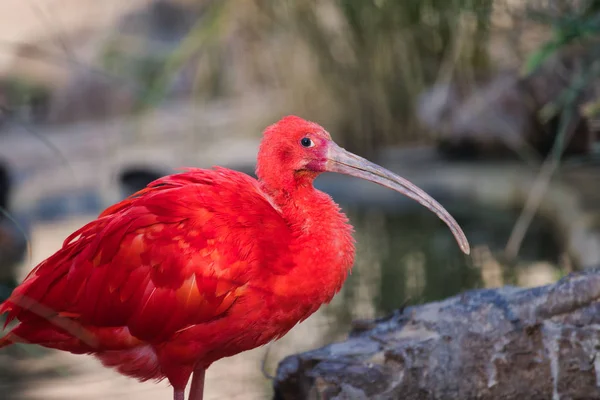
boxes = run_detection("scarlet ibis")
[0,116,469,400]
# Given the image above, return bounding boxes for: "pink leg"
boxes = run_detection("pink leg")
[188,367,206,400]
[174,389,185,400]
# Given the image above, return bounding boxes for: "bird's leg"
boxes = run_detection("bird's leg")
[174,389,185,400]
[188,367,206,400]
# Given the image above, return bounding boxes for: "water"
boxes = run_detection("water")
[343,201,563,318]
[0,192,566,399]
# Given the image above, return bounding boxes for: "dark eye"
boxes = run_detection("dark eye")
[300,137,314,148]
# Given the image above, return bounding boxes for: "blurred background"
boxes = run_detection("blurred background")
[0,0,599,398]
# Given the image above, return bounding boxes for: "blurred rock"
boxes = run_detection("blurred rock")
[417,43,600,160]
[418,72,538,160]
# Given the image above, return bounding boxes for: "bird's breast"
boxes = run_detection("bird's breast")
[268,207,355,311]
[201,188,356,355]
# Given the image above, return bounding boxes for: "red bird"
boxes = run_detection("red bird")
[0,116,469,400]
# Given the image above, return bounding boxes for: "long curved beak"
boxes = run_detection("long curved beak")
[326,143,470,255]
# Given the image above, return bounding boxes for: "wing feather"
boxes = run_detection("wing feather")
[0,167,292,349]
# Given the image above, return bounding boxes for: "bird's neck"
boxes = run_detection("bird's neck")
[259,171,316,207]
[262,179,355,306]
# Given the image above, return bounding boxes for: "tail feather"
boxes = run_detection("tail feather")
[96,346,164,382]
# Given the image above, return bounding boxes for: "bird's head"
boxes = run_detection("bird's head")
[257,115,332,181]
[256,115,470,255]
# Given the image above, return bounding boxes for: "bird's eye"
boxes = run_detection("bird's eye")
[300,137,314,148]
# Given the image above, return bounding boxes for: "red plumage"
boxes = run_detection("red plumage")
[1,165,353,387]
[0,116,468,400]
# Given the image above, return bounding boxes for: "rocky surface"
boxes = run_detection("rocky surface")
[274,267,600,400]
